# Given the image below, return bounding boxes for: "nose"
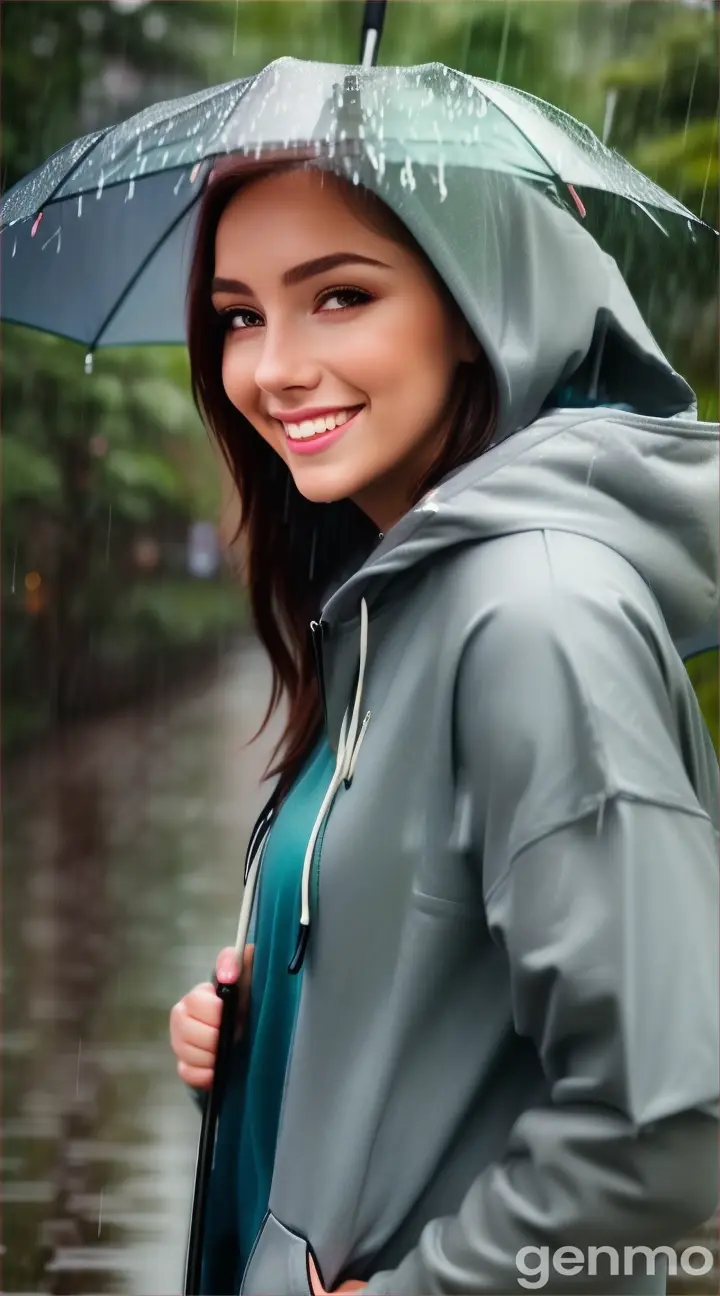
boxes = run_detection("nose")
[254,320,321,399]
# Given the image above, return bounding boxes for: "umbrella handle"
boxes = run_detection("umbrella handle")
[360,0,387,66]
[184,978,239,1295]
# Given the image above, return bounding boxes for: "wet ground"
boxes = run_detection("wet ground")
[3,639,281,1294]
[3,638,717,1293]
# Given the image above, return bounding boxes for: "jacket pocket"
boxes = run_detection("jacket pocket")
[411,886,485,921]
[239,1210,312,1296]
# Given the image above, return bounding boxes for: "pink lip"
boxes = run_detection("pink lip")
[284,407,363,456]
[273,404,361,424]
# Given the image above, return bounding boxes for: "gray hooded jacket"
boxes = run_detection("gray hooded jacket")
[233,170,719,1295]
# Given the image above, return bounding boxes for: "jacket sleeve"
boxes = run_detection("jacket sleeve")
[365,568,719,1295]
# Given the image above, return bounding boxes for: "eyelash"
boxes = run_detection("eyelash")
[219,286,374,332]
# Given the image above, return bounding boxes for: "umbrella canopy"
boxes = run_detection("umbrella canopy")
[0,57,712,353]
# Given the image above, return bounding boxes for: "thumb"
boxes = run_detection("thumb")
[215,946,240,985]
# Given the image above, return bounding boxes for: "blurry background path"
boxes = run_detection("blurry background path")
[3,641,281,1294]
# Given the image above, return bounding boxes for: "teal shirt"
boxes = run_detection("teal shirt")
[201,735,336,1295]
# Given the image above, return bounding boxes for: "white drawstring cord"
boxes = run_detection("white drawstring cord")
[340,598,369,781]
[346,710,371,785]
[234,598,372,971]
[297,598,370,931]
[233,834,265,958]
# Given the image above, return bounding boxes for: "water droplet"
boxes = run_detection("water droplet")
[437,156,448,202]
[84,353,94,375]
[125,179,135,202]
[77,194,83,217]
[400,157,416,191]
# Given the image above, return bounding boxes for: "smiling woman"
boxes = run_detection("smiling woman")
[212,169,480,524]
[187,153,496,793]
[178,144,719,1296]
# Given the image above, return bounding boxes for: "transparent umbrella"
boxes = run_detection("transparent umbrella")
[1,56,713,361]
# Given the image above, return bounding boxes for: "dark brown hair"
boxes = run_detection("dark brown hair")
[187,150,497,800]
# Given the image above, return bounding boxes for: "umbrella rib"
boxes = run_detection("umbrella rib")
[30,127,113,216]
[455,71,562,191]
[202,76,259,159]
[88,75,258,351]
[88,175,205,352]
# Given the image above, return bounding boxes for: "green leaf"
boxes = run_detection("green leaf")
[632,119,719,172]
[129,377,199,436]
[2,435,61,505]
[103,447,183,501]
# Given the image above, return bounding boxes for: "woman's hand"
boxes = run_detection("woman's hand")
[308,1254,368,1294]
[169,944,254,1090]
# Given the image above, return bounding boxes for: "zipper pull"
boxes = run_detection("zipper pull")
[310,618,328,732]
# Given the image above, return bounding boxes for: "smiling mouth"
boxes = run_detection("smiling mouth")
[280,406,364,440]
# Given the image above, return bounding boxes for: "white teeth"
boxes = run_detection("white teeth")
[283,408,357,439]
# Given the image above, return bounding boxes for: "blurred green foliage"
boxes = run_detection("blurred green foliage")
[1,0,717,752]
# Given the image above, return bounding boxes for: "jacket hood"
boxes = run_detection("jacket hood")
[342,160,698,441]
[321,407,718,649]
[314,161,716,650]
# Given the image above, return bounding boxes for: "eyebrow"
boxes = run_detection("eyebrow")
[210,252,391,297]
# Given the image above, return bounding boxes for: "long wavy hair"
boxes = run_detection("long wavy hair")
[187,151,498,800]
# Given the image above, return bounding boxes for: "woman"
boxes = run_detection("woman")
[169,148,719,1295]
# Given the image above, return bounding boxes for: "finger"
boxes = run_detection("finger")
[177,1041,218,1069]
[177,1060,214,1089]
[308,1254,325,1296]
[216,946,239,985]
[178,1015,219,1054]
[182,987,223,1028]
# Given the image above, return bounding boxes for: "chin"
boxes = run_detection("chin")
[290,466,364,507]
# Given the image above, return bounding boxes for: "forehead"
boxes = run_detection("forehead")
[214,169,388,263]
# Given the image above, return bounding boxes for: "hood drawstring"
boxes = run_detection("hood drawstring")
[288,597,371,973]
[231,599,372,977]
[232,794,278,961]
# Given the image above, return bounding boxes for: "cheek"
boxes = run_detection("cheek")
[369,304,457,398]
[221,341,253,413]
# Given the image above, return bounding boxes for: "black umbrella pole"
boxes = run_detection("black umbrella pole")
[360,0,387,65]
[184,979,239,1295]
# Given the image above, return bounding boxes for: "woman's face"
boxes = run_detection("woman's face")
[212,168,478,532]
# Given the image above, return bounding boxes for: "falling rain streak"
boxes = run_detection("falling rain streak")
[41,227,61,253]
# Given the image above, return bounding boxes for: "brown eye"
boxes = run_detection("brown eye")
[221,308,263,332]
[317,288,374,312]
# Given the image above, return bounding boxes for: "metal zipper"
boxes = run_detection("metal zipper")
[310,618,328,733]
